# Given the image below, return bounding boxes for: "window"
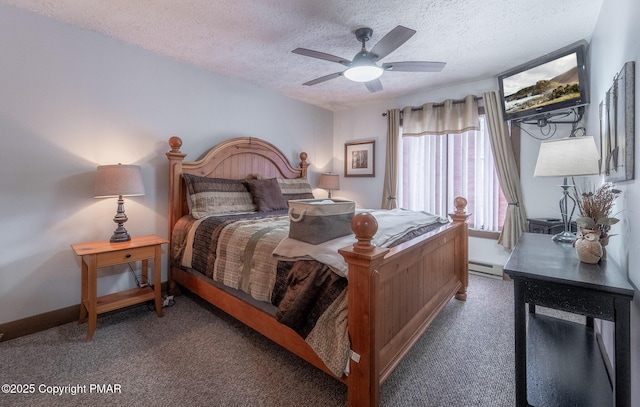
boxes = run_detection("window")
[398,115,507,232]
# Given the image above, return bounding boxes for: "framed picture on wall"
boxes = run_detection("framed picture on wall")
[600,60,635,182]
[345,140,375,177]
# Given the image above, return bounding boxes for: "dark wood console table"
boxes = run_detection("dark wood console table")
[504,233,634,407]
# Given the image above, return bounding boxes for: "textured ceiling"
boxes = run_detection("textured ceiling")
[2,0,603,111]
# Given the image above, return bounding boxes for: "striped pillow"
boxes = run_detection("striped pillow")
[183,174,256,219]
[277,178,315,201]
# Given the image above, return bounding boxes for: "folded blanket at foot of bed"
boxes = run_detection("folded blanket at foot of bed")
[272,260,349,376]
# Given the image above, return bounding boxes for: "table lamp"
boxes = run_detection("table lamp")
[94,164,145,242]
[317,173,340,198]
[533,136,600,243]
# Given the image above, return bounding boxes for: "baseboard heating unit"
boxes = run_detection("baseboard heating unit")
[468,261,503,279]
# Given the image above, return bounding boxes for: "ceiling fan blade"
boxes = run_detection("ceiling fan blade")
[364,78,383,93]
[369,25,416,60]
[382,61,446,72]
[302,72,343,86]
[292,48,351,67]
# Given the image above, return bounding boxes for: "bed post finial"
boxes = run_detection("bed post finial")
[168,136,183,153]
[351,213,378,253]
[449,196,470,223]
[299,152,309,178]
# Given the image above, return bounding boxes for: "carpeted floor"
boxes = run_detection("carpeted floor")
[0,274,517,407]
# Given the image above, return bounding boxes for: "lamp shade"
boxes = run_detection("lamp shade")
[317,173,340,191]
[534,136,600,177]
[94,164,145,198]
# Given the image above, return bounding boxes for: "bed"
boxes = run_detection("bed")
[166,136,469,406]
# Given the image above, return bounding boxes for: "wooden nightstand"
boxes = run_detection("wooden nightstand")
[71,234,169,340]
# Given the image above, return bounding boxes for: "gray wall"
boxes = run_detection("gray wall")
[0,4,333,324]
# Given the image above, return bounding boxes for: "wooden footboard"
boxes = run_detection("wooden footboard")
[339,199,469,407]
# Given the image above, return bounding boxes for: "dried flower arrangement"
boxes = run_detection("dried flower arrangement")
[573,181,621,241]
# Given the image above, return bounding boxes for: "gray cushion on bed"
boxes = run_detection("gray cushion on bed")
[245,178,289,212]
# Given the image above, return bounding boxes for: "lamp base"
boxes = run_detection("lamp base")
[110,223,131,242]
[110,230,131,242]
[551,179,577,244]
[110,196,131,242]
[552,230,576,244]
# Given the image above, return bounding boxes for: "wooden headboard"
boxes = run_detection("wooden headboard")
[166,136,310,237]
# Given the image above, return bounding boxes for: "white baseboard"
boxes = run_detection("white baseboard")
[469,260,503,279]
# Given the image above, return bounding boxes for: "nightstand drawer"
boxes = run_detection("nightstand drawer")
[95,245,156,267]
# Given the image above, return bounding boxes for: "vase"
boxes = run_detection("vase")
[574,228,603,264]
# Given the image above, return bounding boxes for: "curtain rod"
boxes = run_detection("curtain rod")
[381,95,483,116]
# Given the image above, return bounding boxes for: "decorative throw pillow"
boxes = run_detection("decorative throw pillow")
[277,178,315,201]
[244,178,288,212]
[183,174,256,219]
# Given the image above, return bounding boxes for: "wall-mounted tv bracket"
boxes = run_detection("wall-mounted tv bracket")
[520,105,584,127]
[514,106,585,140]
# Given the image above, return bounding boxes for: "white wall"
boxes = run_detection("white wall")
[588,0,640,404]
[588,0,639,286]
[0,4,333,324]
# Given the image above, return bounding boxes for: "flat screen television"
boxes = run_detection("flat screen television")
[498,40,589,122]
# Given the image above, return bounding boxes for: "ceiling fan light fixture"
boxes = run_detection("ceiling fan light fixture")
[294,25,441,91]
[344,65,383,82]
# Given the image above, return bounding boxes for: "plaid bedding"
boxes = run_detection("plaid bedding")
[171,210,447,376]
[171,211,350,375]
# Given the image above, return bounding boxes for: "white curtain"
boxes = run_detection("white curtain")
[399,117,507,231]
[482,91,528,249]
[398,95,483,225]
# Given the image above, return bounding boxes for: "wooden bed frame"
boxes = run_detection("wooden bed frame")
[166,136,469,406]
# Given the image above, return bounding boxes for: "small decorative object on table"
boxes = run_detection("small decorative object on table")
[574,229,604,264]
[573,181,621,262]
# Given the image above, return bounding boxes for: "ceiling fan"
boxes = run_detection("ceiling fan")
[292,25,446,93]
